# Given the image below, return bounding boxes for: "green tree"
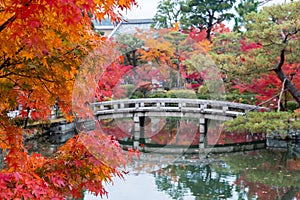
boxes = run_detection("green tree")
[181,0,236,40]
[115,33,145,67]
[243,1,300,105]
[212,1,300,106]
[152,0,185,29]
[233,0,276,32]
[164,31,188,88]
[233,0,260,32]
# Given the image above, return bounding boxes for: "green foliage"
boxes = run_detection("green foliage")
[130,91,145,99]
[196,92,256,103]
[233,0,260,32]
[196,94,210,99]
[244,1,300,71]
[146,91,168,98]
[224,112,300,137]
[197,84,209,95]
[211,1,300,105]
[286,101,299,112]
[181,0,236,39]
[166,89,196,99]
[152,0,184,29]
[224,93,256,104]
[115,34,145,67]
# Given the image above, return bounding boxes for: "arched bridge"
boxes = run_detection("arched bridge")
[91,98,267,153]
[92,98,266,120]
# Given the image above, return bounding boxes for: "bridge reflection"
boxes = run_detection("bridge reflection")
[98,117,265,154]
[93,98,267,153]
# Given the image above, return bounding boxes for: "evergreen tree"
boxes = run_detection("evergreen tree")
[181,0,236,40]
[152,0,185,29]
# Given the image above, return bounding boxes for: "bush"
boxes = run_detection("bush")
[166,89,196,99]
[225,93,256,104]
[287,101,299,112]
[197,85,209,95]
[223,111,296,136]
[196,94,210,99]
[130,91,145,99]
[146,91,167,98]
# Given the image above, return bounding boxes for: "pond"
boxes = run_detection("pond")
[81,117,300,200]
[85,148,300,200]
[27,117,300,199]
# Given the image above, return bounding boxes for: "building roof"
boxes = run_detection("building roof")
[92,18,116,35]
[108,18,154,38]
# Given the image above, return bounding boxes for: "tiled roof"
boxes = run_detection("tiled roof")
[92,18,116,30]
[108,18,153,38]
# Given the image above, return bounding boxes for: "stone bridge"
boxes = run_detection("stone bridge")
[91,98,267,153]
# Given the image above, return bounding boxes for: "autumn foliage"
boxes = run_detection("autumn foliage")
[0,0,137,199]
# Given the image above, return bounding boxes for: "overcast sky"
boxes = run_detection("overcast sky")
[122,0,290,20]
[123,0,160,19]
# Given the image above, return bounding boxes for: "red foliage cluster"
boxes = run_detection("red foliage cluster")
[240,39,262,52]
[188,28,207,42]
[96,63,133,101]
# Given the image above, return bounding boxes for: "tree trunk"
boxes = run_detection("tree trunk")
[274,68,300,106]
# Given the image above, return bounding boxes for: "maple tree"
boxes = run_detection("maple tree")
[112,26,229,95]
[0,0,138,199]
[96,60,133,101]
[115,33,144,68]
[134,28,213,91]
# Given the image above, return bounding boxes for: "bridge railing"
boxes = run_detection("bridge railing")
[91,98,268,116]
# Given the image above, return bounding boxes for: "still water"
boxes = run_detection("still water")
[84,148,300,200]
[28,116,300,200]
[82,117,299,200]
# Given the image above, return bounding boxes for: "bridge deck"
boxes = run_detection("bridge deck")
[92,98,267,119]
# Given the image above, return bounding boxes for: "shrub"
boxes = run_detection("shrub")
[130,91,145,99]
[286,101,299,112]
[196,94,210,99]
[225,94,256,104]
[166,89,196,99]
[146,91,167,98]
[197,85,209,95]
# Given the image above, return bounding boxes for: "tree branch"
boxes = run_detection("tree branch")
[0,72,14,79]
[0,15,16,32]
[277,78,286,111]
[269,48,285,71]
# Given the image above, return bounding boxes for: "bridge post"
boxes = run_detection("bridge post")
[133,113,140,149]
[199,118,206,149]
[133,113,145,149]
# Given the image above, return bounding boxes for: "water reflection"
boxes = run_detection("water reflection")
[86,148,300,200]
[98,117,265,149]
[26,117,300,199]
[153,164,235,200]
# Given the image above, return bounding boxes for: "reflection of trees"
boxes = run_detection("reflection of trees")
[152,149,300,200]
[98,119,133,140]
[147,117,199,146]
[221,149,300,199]
[153,165,235,200]
[224,150,300,187]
